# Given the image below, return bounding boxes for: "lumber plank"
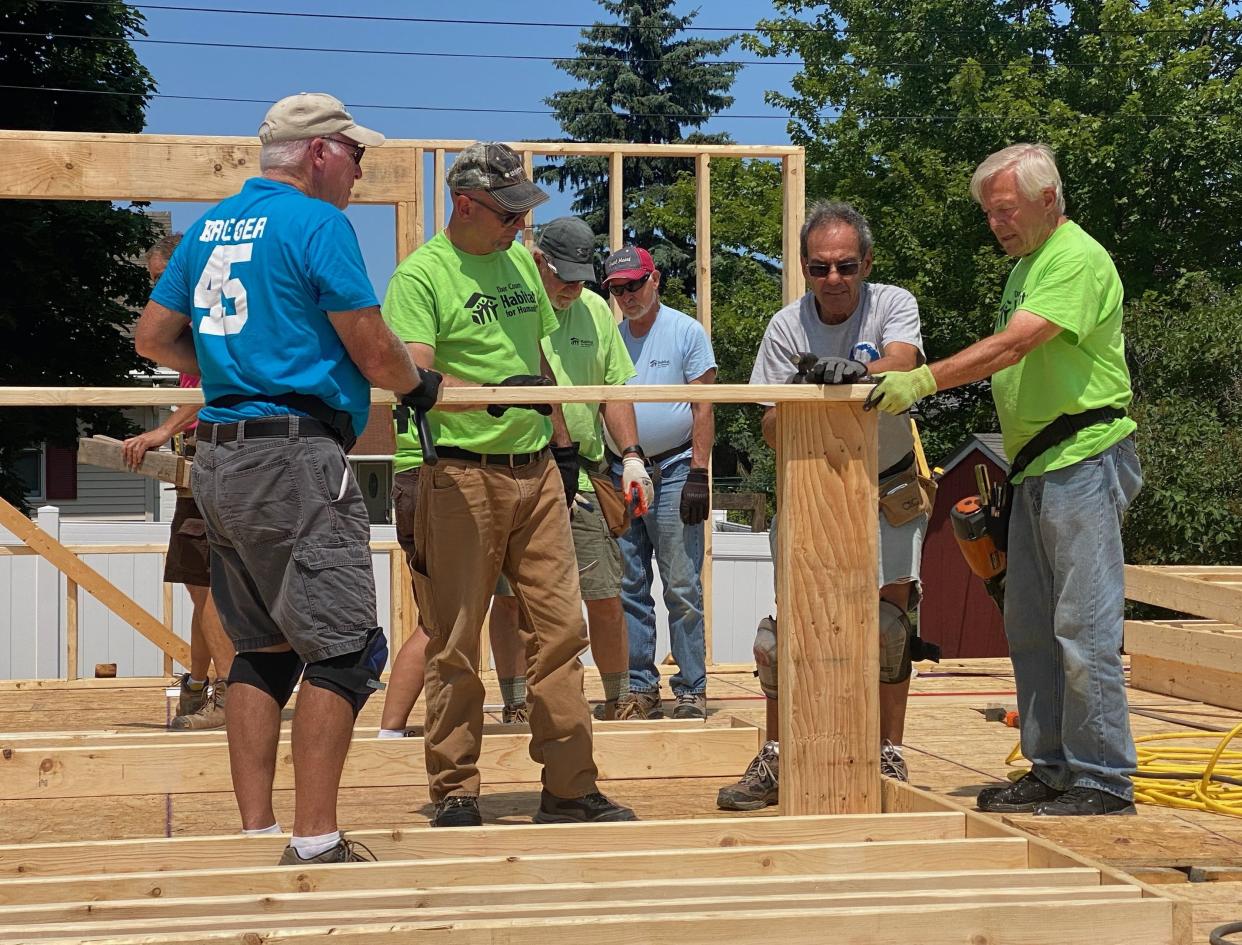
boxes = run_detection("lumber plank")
[0,898,1176,945]
[0,812,965,877]
[0,727,757,799]
[1124,619,1242,669]
[1130,653,1242,711]
[76,436,190,488]
[0,869,1111,925]
[776,400,879,814]
[781,150,807,305]
[1125,564,1242,625]
[0,838,1030,905]
[0,498,190,667]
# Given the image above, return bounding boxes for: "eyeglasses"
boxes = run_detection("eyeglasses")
[806,260,862,278]
[545,260,585,287]
[324,137,365,166]
[466,194,527,228]
[608,273,651,297]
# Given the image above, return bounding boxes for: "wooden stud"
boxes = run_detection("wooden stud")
[775,401,879,814]
[63,580,78,682]
[1125,564,1242,625]
[412,146,425,249]
[433,148,446,233]
[781,151,806,306]
[388,550,410,652]
[0,497,190,667]
[695,152,715,667]
[523,150,535,231]
[162,573,174,676]
[609,150,624,319]
[76,436,190,488]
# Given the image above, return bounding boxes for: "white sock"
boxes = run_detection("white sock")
[290,830,341,860]
[377,728,407,739]
[187,677,207,690]
[242,823,282,836]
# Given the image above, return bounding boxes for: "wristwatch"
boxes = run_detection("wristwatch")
[620,444,646,461]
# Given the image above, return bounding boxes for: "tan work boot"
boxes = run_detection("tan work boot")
[170,680,227,730]
[278,835,376,865]
[502,702,529,724]
[610,690,662,720]
[175,673,208,717]
[716,740,779,811]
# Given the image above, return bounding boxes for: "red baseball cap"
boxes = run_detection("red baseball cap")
[603,245,655,283]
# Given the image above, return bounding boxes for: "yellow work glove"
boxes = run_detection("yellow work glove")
[863,365,937,415]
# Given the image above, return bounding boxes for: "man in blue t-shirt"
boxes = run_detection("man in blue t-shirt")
[136,92,439,865]
[602,246,717,721]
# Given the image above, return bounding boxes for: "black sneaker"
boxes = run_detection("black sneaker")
[976,773,1064,813]
[431,794,482,827]
[1033,785,1136,816]
[532,789,637,824]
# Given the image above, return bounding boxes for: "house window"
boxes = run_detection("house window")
[15,446,44,501]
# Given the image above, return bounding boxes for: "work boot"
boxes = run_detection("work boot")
[595,696,646,721]
[502,702,529,724]
[533,789,637,824]
[672,692,707,720]
[170,680,226,730]
[431,795,483,828]
[880,740,908,782]
[620,689,663,720]
[975,772,1064,813]
[278,836,376,865]
[1033,786,1136,817]
[175,673,208,717]
[716,740,779,811]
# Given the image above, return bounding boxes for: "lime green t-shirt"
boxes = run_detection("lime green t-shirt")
[991,221,1137,484]
[543,288,636,490]
[382,232,559,471]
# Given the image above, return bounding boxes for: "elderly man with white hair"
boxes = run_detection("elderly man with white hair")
[865,143,1142,816]
[137,92,440,862]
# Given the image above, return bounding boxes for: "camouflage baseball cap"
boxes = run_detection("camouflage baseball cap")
[258,93,384,146]
[536,217,597,283]
[447,141,549,213]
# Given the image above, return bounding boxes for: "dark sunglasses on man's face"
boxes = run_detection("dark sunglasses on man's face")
[467,194,526,228]
[807,260,862,278]
[325,137,365,166]
[608,273,651,297]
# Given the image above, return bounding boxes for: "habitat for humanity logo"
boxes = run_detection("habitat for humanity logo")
[465,292,499,325]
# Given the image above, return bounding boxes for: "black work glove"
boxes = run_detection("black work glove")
[487,375,554,418]
[399,366,443,413]
[679,466,710,526]
[808,356,868,385]
[550,442,581,508]
[785,352,819,384]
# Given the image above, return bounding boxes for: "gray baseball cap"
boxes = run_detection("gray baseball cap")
[536,217,597,283]
[446,141,549,213]
[258,92,384,146]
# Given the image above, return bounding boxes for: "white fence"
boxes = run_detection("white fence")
[0,508,773,680]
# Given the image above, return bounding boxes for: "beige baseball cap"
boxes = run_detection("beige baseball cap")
[258,92,385,147]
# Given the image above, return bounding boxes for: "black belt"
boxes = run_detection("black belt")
[1010,406,1127,479]
[438,445,549,468]
[607,439,692,467]
[198,416,342,445]
[878,450,915,482]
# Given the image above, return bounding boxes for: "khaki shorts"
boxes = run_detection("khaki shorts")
[163,496,211,587]
[495,487,622,601]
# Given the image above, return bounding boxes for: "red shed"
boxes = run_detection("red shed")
[920,434,1010,659]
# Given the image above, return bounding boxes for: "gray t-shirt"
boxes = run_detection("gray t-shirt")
[750,283,924,471]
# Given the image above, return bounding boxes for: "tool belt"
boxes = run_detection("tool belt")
[207,393,357,452]
[587,467,632,538]
[988,406,1127,552]
[878,451,938,528]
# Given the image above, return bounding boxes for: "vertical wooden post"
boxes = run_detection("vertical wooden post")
[775,399,879,814]
[433,149,447,233]
[389,549,410,653]
[65,578,79,681]
[781,152,806,306]
[412,146,425,250]
[609,150,624,319]
[695,153,715,666]
[161,564,174,677]
[522,150,535,232]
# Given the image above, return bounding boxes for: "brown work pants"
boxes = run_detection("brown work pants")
[412,455,598,802]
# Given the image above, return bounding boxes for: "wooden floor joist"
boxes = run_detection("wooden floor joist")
[1125,565,1242,626]
[1125,619,1242,710]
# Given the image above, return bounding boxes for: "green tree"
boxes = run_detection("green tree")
[750,0,1242,563]
[0,1,159,512]
[537,0,740,295]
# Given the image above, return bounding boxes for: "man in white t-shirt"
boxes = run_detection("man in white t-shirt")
[602,245,717,721]
[718,201,934,811]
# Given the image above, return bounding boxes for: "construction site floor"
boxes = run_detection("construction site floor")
[3,658,1242,942]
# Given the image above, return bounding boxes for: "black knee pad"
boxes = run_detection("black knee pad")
[302,627,388,718]
[228,648,305,708]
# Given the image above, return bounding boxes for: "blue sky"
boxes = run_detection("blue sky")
[134,0,803,294]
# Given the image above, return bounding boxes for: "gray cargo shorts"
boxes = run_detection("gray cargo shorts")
[192,417,379,662]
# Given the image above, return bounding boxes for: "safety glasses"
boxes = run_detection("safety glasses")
[807,260,862,278]
[467,194,527,228]
[324,137,366,166]
[608,273,651,297]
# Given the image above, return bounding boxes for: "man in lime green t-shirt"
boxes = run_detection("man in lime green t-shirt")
[379,142,635,828]
[487,217,655,724]
[865,143,1143,817]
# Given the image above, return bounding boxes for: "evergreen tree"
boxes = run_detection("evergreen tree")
[537,0,740,295]
[0,1,159,512]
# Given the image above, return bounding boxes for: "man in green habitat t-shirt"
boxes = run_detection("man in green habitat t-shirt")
[864,144,1143,818]
[379,142,635,829]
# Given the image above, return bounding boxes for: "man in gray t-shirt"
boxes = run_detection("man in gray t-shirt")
[718,201,933,811]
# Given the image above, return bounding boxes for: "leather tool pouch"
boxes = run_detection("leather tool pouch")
[878,465,938,528]
[587,471,632,538]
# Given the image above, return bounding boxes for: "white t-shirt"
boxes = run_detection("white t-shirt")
[749,283,924,471]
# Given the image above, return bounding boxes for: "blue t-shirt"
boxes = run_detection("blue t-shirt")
[149,177,379,437]
[610,304,716,465]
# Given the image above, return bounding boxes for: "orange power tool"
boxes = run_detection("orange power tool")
[950,465,1007,612]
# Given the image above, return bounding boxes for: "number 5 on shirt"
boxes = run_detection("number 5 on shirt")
[195,244,252,336]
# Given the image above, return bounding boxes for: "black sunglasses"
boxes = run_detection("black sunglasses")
[325,137,365,166]
[466,194,527,228]
[807,260,862,278]
[608,273,651,297]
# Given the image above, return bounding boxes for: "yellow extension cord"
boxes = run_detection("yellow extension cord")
[1006,721,1242,817]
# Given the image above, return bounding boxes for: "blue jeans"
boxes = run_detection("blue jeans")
[1005,436,1142,800]
[614,456,707,696]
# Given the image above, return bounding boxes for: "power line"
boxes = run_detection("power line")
[27,0,1242,35]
